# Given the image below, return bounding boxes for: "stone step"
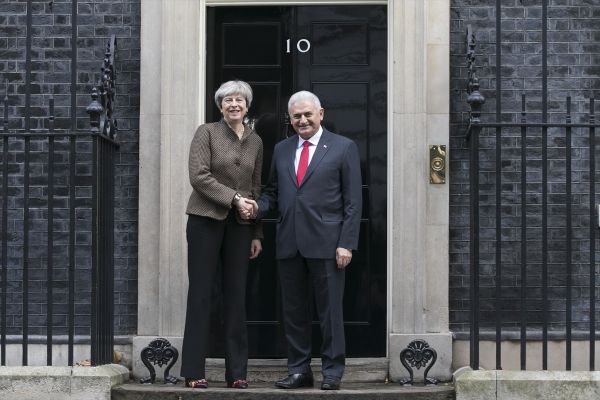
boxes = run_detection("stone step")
[112,382,456,400]
[203,358,387,382]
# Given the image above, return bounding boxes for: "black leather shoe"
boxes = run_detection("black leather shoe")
[321,377,341,390]
[274,373,314,389]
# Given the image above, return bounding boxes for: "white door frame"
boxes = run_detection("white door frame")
[136,0,452,381]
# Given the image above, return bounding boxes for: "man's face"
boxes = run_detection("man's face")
[289,100,324,140]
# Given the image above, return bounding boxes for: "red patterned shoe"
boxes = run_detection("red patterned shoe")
[228,379,249,389]
[185,378,208,389]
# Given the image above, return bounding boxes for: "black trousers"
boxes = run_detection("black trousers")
[278,254,346,379]
[180,212,253,382]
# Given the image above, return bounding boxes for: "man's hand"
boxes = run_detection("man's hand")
[335,247,352,269]
[249,239,262,259]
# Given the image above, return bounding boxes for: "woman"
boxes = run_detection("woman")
[181,80,263,389]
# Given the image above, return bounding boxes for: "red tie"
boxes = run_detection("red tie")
[297,140,310,186]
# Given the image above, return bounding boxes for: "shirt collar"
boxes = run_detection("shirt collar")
[297,126,323,148]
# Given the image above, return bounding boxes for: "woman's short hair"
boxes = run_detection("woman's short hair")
[214,80,253,109]
[288,90,322,113]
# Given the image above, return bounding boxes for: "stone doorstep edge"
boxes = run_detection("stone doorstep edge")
[454,368,600,400]
[0,364,129,396]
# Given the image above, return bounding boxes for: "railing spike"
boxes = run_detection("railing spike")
[85,35,118,139]
[3,81,7,132]
[48,97,54,132]
[466,25,485,141]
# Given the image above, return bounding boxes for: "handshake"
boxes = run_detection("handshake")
[234,196,259,220]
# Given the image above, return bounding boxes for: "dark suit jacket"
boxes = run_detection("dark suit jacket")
[257,129,362,260]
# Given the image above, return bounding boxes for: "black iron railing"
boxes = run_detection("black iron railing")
[466,14,600,369]
[0,36,118,366]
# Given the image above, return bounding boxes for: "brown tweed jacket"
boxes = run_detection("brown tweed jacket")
[186,120,263,239]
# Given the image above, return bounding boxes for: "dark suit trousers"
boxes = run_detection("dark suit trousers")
[181,212,253,382]
[278,254,346,379]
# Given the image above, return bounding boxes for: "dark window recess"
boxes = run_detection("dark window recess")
[223,23,281,66]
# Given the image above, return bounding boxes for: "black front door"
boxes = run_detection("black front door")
[206,5,387,357]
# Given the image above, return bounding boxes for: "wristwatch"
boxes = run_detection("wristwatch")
[233,192,242,205]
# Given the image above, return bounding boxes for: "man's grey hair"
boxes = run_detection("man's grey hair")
[288,90,322,113]
[214,80,253,108]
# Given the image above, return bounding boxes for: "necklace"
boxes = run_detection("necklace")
[226,122,244,138]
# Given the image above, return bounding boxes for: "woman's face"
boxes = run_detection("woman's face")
[220,93,247,124]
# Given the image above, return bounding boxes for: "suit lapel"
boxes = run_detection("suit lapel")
[299,129,331,187]
[287,136,298,185]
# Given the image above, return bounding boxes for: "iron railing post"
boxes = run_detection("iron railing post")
[86,35,118,366]
[466,25,485,369]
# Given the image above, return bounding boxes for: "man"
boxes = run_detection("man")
[242,90,362,390]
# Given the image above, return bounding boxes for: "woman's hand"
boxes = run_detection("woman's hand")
[235,197,255,219]
[249,239,262,259]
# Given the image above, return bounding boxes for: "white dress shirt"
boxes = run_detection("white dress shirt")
[294,126,323,173]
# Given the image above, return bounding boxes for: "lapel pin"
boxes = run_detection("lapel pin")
[323,144,327,148]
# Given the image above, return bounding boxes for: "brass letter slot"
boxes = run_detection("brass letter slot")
[430,145,446,184]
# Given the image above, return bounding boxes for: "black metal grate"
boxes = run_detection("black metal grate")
[0,36,118,367]
[466,2,600,371]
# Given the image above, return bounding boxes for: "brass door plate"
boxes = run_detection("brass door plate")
[430,145,446,184]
